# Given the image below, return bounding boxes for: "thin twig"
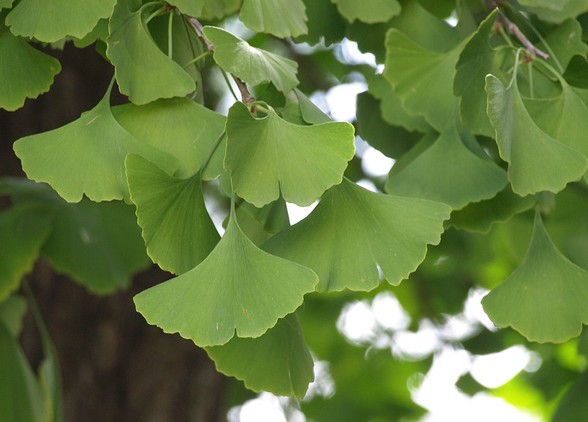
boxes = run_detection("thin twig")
[186,15,256,106]
[485,0,549,60]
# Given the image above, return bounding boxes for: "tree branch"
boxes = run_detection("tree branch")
[485,1,549,60]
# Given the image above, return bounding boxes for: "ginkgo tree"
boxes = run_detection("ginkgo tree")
[3,0,588,420]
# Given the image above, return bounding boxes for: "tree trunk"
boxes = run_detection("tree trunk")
[1,43,228,422]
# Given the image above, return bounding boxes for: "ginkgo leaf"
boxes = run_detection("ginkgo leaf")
[167,0,239,19]
[0,24,60,111]
[0,205,52,301]
[331,0,401,23]
[240,0,308,38]
[225,102,355,207]
[5,0,116,42]
[206,313,314,398]
[485,74,588,196]
[0,296,27,338]
[264,179,451,291]
[519,0,588,23]
[13,84,178,203]
[384,28,462,131]
[203,26,299,93]
[125,154,219,275]
[524,83,588,165]
[134,210,318,347]
[450,186,536,233]
[454,10,506,137]
[542,19,587,72]
[107,0,195,104]
[112,98,226,178]
[42,199,150,295]
[482,212,588,343]
[0,0,14,11]
[386,121,507,209]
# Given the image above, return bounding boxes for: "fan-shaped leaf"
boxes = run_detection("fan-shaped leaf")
[13,85,177,203]
[483,212,588,343]
[206,313,314,398]
[240,0,307,38]
[264,179,451,291]
[331,0,400,23]
[126,155,219,275]
[167,0,239,19]
[0,25,60,111]
[107,0,195,104]
[384,28,462,131]
[134,211,318,347]
[386,121,507,209]
[203,26,299,93]
[5,0,116,42]
[485,74,588,196]
[112,98,226,179]
[225,102,355,207]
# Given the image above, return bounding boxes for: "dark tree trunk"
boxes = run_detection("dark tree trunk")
[1,43,228,422]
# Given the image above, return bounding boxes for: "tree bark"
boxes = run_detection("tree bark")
[1,43,228,422]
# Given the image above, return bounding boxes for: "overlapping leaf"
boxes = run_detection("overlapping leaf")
[5,0,116,42]
[203,26,299,93]
[206,313,314,397]
[483,212,588,343]
[107,0,195,104]
[0,205,52,301]
[112,98,226,179]
[0,24,60,111]
[519,0,588,23]
[134,211,318,347]
[126,155,219,275]
[485,74,588,196]
[13,85,177,203]
[167,0,240,19]
[386,121,507,209]
[454,10,505,137]
[264,179,451,291]
[384,28,462,131]
[331,0,401,23]
[240,0,307,38]
[225,102,355,207]
[524,82,588,170]
[542,19,587,72]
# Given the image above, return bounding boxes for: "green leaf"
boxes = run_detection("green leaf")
[0,205,52,301]
[519,0,588,23]
[0,321,43,422]
[0,0,14,11]
[386,121,507,209]
[0,25,60,111]
[450,186,537,233]
[13,85,178,203]
[167,0,239,19]
[206,313,314,398]
[485,74,588,196]
[107,0,195,104]
[5,0,116,42]
[134,211,318,347]
[297,0,345,45]
[331,0,401,24]
[38,196,150,295]
[552,369,588,421]
[203,26,299,93]
[264,179,451,291]
[233,199,290,246]
[0,295,27,337]
[125,154,219,275]
[482,212,588,343]
[524,83,588,170]
[454,10,505,137]
[367,73,430,133]
[112,98,226,179]
[542,19,588,72]
[240,0,307,38]
[384,28,462,131]
[225,102,355,207]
